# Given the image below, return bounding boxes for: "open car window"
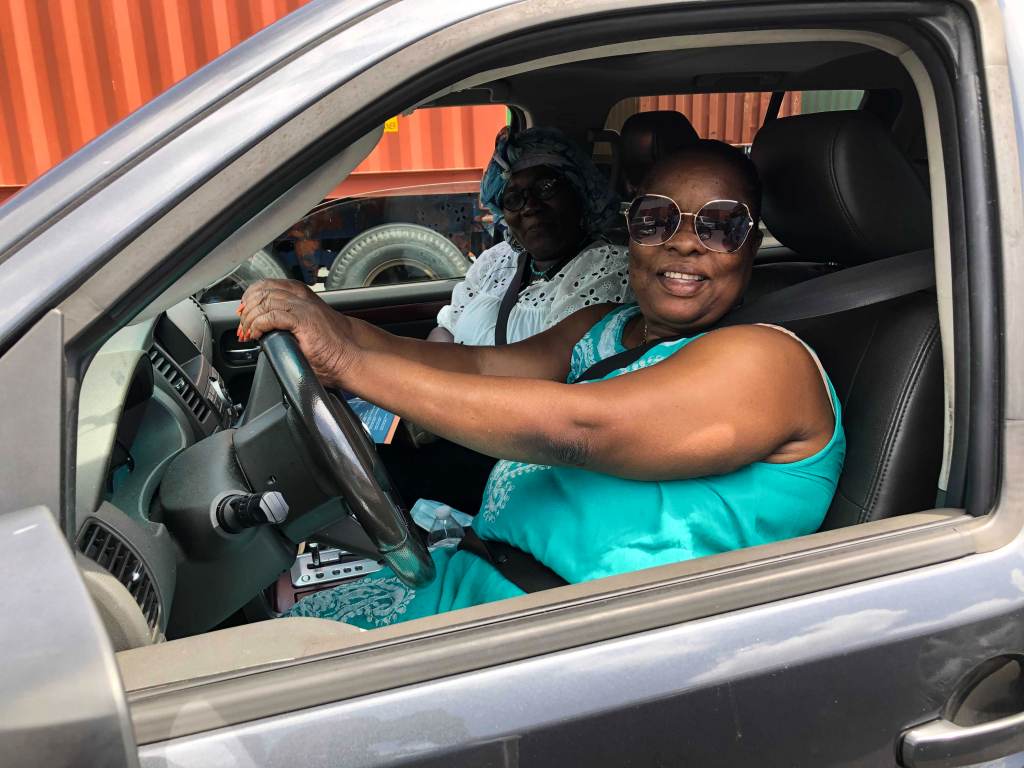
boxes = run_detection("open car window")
[199,105,510,303]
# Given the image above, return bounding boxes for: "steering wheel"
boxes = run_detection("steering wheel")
[259,330,435,588]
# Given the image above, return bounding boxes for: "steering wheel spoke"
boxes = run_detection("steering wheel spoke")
[260,331,435,587]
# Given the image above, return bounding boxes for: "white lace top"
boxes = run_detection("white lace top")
[436,240,633,345]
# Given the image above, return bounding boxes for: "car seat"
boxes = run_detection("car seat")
[620,110,700,198]
[750,110,944,529]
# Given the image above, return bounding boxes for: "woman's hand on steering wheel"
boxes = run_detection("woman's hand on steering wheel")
[239,279,358,388]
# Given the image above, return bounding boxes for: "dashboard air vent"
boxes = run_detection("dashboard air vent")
[149,345,210,422]
[78,520,161,632]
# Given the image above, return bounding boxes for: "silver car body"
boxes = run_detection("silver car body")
[0,0,1022,766]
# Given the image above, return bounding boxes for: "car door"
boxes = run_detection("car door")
[0,314,140,768]
[2,1,1021,766]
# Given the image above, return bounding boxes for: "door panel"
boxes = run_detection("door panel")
[138,542,1024,767]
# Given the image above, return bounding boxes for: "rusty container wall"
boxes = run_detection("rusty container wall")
[336,105,509,196]
[0,0,311,206]
[0,0,810,207]
[0,0,503,205]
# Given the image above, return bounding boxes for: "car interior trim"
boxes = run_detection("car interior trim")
[940,3,1004,518]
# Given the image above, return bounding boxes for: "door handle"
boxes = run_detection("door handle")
[901,711,1024,767]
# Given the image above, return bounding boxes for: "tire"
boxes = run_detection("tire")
[325,223,471,290]
[226,248,289,289]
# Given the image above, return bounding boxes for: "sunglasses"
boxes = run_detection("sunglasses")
[626,195,754,253]
[500,176,563,212]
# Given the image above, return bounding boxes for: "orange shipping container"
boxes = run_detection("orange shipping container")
[0,0,311,206]
[1,1,798,208]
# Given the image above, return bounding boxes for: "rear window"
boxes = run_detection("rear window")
[604,90,865,147]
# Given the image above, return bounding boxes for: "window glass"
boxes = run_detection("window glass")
[200,106,510,303]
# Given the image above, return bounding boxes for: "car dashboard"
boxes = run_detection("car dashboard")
[74,298,241,640]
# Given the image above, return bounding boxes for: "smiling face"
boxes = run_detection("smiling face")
[629,151,761,337]
[502,166,585,265]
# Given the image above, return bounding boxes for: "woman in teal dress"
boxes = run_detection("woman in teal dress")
[238,140,846,628]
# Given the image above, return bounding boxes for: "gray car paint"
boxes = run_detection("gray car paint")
[0,506,138,768]
[140,538,1024,766]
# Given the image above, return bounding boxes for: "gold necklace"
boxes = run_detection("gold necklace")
[642,319,648,345]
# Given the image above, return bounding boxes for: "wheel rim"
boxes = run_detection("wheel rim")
[363,255,440,286]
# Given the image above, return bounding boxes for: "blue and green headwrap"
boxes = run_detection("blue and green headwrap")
[480,126,619,236]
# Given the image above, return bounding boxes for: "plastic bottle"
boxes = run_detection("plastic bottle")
[426,505,465,549]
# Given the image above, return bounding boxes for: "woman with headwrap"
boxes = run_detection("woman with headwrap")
[428,127,633,345]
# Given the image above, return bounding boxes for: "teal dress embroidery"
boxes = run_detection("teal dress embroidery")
[287,304,847,628]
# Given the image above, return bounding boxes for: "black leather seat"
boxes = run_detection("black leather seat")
[750,111,943,529]
[620,111,700,198]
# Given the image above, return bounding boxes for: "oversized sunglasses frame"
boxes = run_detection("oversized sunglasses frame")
[626,194,754,253]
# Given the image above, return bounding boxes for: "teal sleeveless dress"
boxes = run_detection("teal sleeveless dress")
[287,305,846,627]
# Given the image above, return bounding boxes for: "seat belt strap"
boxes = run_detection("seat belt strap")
[763,91,786,126]
[723,248,935,326]
[575,249,935,383]
[459,527,568,593]
[494,251,529,346]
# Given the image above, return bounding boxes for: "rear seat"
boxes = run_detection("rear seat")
[620,111,699,198]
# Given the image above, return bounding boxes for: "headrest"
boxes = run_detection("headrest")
[751,111,931,266]
[621,111,700,190]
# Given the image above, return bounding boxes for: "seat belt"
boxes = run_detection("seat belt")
[459,526,568,592]
[576,248,935,383]
[494,251,529,346]
[495,240,592,345]
[763,91,786,127]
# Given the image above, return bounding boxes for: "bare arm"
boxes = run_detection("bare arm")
[239,279,612,383]
[240,281,834,480]
[337,325,834,478]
